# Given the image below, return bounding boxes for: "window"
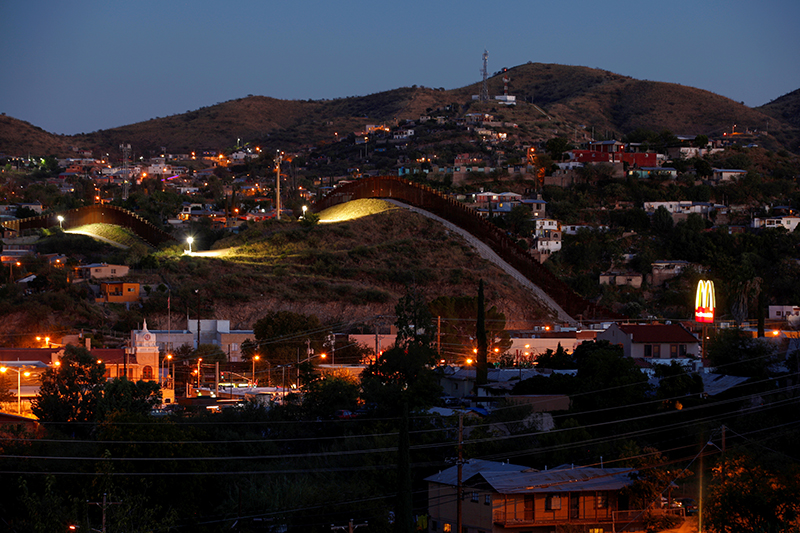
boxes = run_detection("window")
[644,345,652,358]
[431,520,438,531]
[443,524,451,533]
[679,344,687,357]
[471,492,479,502]
[596,491,608,509]
[546,494,561,511]
[589,529,604,533]
[485,494,491,505]
[142,366,153,380]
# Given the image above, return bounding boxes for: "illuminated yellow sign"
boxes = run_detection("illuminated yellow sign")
[695,280,716,323]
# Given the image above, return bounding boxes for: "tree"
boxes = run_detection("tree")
[705,453,800,533]
[545,137,571,160]
[360,286,441,415]
[302,376,360,419]
[706,328,780,379]
[428,294,512,363]
[652,205,674,234]
[535,343,575,369]
[31,344,106,424]
[506,204,533,235]
[193,343,227,363]
[693,134,709,148]
[98,378,161,420]
[253,311,323,365]
[476,279,488,386]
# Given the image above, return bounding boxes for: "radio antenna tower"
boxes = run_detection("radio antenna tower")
[480,50,489,102]
[120,143,131,200]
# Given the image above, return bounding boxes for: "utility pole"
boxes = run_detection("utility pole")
[87,493,122,533]
[275,150,283,220]
[457,411,464,533]
[331,519,368,533]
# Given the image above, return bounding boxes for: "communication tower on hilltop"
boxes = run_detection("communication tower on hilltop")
[480,50,489,102]
[120,143,131,200]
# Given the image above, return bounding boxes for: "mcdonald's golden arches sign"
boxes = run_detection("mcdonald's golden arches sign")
[695,280,715,323]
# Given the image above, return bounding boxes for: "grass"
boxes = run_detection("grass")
[66,223,151,249]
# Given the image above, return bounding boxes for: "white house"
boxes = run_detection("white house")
[597,323,702,371]
[751,216,800,232]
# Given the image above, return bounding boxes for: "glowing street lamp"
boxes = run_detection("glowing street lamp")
[186,236,194,254]
[57,215,64,229]
[252,355,260,386]
[0,366,31,415]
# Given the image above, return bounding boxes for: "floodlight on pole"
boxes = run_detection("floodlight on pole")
[0,366,30,415]
[57,215,64,229]
[186,236,193,254]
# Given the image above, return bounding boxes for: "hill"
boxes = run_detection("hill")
[2,63,798,157]
[0,114,74,157]
[0,201,556,346]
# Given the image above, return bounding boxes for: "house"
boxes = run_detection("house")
[627,167,678,179]
[768,305,800,326]
[599,271,643,289]
[531,219,561,259]
[97,281,140,304]
[649,260,692,286]
[712,168,747,182]
[751,215,800,232]
[426,459,638,533]
[597,323,701,371]
[72,263,130,282]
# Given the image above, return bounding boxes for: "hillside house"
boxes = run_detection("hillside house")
[72,263,129,281]
[597,323,701,371]
[712,168,747,182]
[768,305,800,326]
[649,260,692,286]
[751,215,800,232]
[426,459,638,533]
[599,271,643,289]
[627,167,678,179]
[97,281,140,304]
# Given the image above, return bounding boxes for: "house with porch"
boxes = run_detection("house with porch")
[597,323,702,372]
[426,459,638,533]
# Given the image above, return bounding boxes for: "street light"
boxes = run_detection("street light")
[166,354,173,388]
[0,366,31,415]
[252,355,260,386]
[57,215,64,229]
[196,358,202,389]
[295,352,326,388]
[186,236,194,254]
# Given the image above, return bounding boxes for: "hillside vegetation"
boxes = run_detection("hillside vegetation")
[2,63,797,157]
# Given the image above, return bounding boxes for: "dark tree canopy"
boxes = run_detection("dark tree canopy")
[31,344,106,424]
[253,310,324,365]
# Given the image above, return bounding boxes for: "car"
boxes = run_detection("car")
[676,498,698,515]
[334,409,357,420]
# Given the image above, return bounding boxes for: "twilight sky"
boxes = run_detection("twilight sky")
[2,0,798,135]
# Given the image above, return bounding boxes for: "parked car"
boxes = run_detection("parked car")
[334,409,357,420]
[676,498,697,515]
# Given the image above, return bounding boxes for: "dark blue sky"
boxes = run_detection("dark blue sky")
[2,0,798,135]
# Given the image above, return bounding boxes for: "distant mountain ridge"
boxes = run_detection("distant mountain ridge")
[1,62,798,157]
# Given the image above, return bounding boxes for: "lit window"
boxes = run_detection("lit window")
[546,494,561,510]
[443,524,451,533]
[596,491,608,509]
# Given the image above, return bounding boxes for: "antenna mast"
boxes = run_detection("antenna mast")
[120,143,131,200]
[275,150,283,220]
[480,50,489,102]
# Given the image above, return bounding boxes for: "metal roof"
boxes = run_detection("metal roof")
[426,461,634,494]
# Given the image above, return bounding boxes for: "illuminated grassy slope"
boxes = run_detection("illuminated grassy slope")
[65,223,150,249]
[180,199,553,328]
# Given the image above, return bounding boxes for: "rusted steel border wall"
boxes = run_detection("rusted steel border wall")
[1,204,177,247]
[315,176,620,321]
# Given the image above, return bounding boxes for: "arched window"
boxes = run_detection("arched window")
[142,365,154,380]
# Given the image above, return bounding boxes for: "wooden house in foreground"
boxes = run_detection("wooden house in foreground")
[426,459,642,533]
